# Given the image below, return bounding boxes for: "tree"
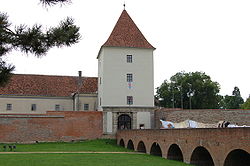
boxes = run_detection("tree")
[221,87,244,109]
[40,0,71,6]
[241,95,250,109]
[232,86,241,97]
[155,71,221,109]
[0,0,80,86]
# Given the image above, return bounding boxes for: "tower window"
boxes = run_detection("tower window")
[55,104,60,111]
[84,104,89,110]
[6,104,12,110]
[31,104,37,111]
[127,96,133,105]
[127,55,132,63]
[127,74,133,82]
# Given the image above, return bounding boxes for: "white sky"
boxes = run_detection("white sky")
[1,0,250,100]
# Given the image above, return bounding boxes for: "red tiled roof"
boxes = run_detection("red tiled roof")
[0,74,98,97]
[102,10,155,49]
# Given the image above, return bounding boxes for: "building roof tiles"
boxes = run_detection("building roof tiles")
[0,74,98,97]
[102,10,155,49]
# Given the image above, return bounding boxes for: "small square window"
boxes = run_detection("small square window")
[31,104,37,111]
[84,104,89,110]
[6,104,12,110]
[127,55,132,63]
[127,74,133,82]
[127,96,133,105]
[55,104,60,111]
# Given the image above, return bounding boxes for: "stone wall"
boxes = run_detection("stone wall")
[155,108,250,129]
[117,128,250,166]
[0,111,103,143]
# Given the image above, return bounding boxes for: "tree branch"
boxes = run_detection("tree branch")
[40,0,71,6]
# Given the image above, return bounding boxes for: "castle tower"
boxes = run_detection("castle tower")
[97,9,155,134]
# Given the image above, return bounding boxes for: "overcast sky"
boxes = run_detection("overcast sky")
[1,0,250,100]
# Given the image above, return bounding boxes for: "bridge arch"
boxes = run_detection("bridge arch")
[127,139,135,150]
[150,142,162,157]
[167,144,184,162]
[190,146,214,166]
[119,139,125,147]
[137,141,146,153]
[224,149,250,166]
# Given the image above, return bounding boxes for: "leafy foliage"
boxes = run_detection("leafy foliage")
[156,71,221,109]
[241,96,250,109]
[221,87,244,109]
[0,0,80,86]
[40,0,71,6]
[0,60,14,86]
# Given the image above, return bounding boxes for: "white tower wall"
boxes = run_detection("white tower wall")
[98,47,154,110]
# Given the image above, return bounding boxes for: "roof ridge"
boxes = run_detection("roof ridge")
[13,73,97,78]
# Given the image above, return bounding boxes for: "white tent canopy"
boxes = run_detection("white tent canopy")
[160,119,217,129]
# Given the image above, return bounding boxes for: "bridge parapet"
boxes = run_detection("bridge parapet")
[117,128,250,166]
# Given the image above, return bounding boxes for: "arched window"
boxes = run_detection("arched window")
[118,114,131,130]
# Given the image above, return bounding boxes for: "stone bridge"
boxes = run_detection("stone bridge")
[116,128,250,166]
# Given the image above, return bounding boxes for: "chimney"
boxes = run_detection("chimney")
[78,71,82,78]
[77,71,82,111]
[78,71,82,86]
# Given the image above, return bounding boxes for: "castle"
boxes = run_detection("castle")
[0,9,155,134]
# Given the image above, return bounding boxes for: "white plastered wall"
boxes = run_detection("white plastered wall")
[74,93,98,111]
[97,49,104,111]
[0,96,72,114]
[0,93,98,114]
[106,112,113,133]
[98,47,154,109]
[137,112,151,129]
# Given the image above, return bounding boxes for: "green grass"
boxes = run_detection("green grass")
[0,153,190,166]
[0,139,191,166]
[0,139,131,152]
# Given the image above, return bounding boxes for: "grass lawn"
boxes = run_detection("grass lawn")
[0,139,131,152]
[0,139,191,166]
[0,153,191,166]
